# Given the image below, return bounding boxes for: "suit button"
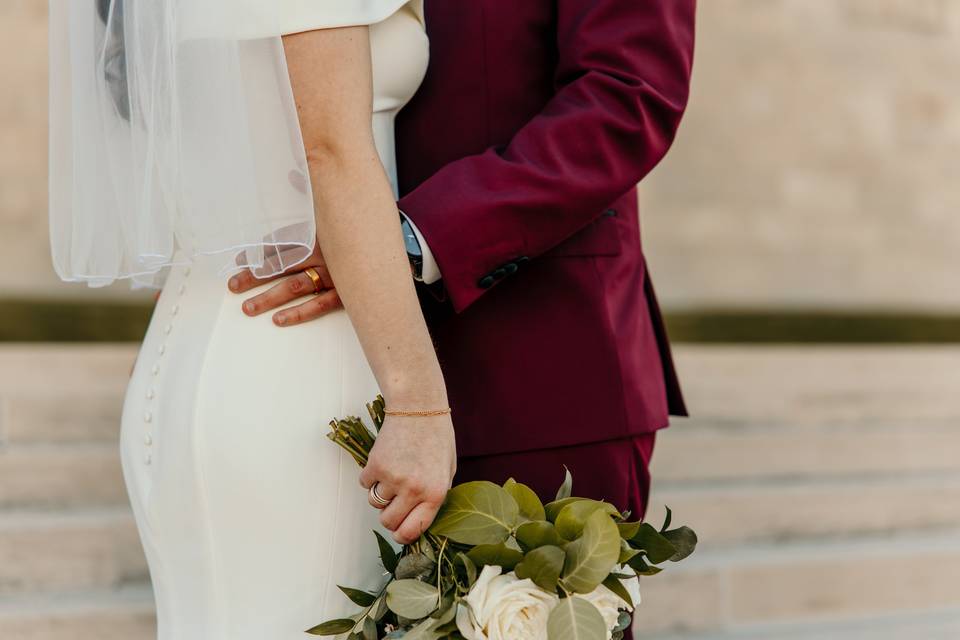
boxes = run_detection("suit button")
[504,262,518,275]
[603,208,617,217]
[492,268,507,280]
[478,275,496,289]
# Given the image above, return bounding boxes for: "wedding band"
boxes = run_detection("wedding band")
[303,267,322,294]
[369,482,391,508]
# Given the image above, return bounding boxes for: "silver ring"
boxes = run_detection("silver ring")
[369,482,391,508]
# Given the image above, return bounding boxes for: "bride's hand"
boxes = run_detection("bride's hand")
[227,240,344,326]
[359,413,457,545]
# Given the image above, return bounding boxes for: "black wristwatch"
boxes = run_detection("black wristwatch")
[399,212,424,281]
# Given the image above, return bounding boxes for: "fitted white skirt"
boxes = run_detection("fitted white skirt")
[120,251,385,639]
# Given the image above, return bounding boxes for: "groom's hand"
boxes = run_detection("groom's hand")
[359,415,457,545]
[227,241,344,326]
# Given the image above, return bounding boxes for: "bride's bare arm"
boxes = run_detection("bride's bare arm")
[282,27,455,544]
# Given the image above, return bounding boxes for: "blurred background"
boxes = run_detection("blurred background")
[1,1,959,638]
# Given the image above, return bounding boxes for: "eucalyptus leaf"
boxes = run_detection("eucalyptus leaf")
[614,611,632,633]
[618,539,640,564]
[547,595,607,640]
[374,530,399,574]
[561,509,621,594]
[555,466,574,501]
[402,616,443,640]
[663,526,698,562]
[602,574,633,609]
[660,505,673,533]
[305,618,356,636]
[516,520,564,552]
[544,497,587,523]
[429,481,519,545]
[361,616,377,640]
[386,579,440,619]
[555,500,619,540]
[626,554,662,576]
[396,552,437,581]
[504,478,547,522]
[631,523,677,564]
[467,543,524,572]
[337,586,378,608]
[514,544,565,592]
[456,552,478,586]
[617,521,641,540]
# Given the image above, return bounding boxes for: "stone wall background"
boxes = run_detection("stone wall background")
[2,0,958,308]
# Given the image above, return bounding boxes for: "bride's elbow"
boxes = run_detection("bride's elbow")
[301,128,377,173]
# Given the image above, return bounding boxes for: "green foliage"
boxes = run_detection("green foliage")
[429,481,519,545]
[547,596,607,640]
[312,396,699,639]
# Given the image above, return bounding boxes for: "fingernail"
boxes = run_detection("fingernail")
[274,314,286,325]
[228,276,238,291]
[243,301,255,314]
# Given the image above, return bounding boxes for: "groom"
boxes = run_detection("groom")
[237,0,693,541]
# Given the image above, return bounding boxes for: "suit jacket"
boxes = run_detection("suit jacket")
[396,0,695,458]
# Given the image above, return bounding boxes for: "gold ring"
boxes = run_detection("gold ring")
[369,482,391,508]
[303,267,322,294]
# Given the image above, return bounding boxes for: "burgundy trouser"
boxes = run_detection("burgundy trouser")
[455,434,657,640]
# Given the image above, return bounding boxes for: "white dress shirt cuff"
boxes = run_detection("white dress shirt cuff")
[401,212,442,284]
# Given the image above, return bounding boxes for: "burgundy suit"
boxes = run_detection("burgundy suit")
[396,0,695,525]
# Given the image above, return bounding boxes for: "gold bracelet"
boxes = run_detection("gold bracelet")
[383,407,452,417]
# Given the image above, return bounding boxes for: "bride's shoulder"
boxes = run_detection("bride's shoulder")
[183,0,424,40]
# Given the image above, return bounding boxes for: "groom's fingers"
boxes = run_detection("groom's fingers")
[394,502,440,545]
[272,290,342,327]
[239,271,317,316]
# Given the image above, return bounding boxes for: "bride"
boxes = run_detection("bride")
[48,0,456,637]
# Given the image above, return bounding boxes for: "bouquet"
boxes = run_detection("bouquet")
[309,396,697,640]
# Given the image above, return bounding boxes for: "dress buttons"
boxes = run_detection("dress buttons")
[158,344,166,355]
[144,433,153,446]
[146,388,155,400]
[151,364,160,375]
[172,304,180,316]
[178,283,186,294]
[184,266,191,276]
[143,410,153,423]
[144,453,152,465]
[163,324,172,335]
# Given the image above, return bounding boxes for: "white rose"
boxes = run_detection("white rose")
[456,565,558,640]
[575,569,640,640]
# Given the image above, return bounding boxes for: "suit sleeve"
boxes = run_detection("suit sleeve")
[397,0,696,313]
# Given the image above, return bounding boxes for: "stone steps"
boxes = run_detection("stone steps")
[0,585,155,640]
[634,529,960,636]
[0,508,146,595]
[647,607,960,640]
[2,344,959,639]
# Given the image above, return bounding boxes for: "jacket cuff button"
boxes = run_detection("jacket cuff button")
[492,268,507,280]
[478,275,496,289]
[603,208,617,217]
[504,262,518,275]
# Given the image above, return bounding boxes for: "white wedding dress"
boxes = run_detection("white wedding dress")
[118,4,428,638]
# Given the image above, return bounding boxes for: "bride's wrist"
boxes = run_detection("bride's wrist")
[381,374,449,411]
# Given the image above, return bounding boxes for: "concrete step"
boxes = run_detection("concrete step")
[651,421,960,483]
[0,444,127,508]
[0,585,155,640]
[633,529,960,635]
[651,474,960,546]
[0,508,146,595]
[646,607,960,640]
[671,346,960,427]
[0,344,134,445]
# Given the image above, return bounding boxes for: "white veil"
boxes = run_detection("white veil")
[49,0,410,288]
